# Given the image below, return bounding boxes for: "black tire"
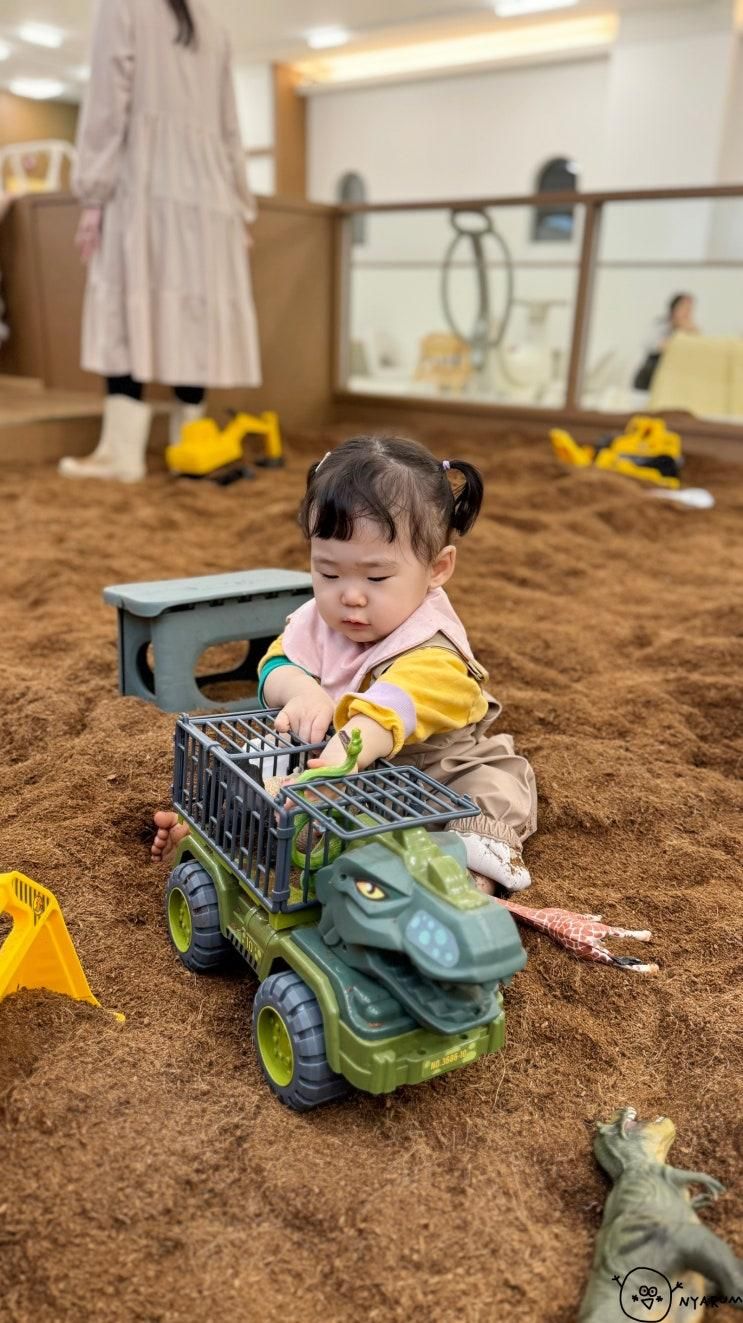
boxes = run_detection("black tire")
[252,970,350,1111]
[165,859,234,973]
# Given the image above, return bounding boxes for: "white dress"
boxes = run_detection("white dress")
[74,0,261,389]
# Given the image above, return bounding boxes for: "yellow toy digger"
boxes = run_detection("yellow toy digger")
[550,416,682,489]
[166,410,284,483]
[0,871,122,1019]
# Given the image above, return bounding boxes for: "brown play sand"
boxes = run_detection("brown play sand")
[1,431,741,1323]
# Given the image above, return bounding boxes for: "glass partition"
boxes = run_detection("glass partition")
[339,189,743,425]
[341,203,584,408]
[581,196,743,420]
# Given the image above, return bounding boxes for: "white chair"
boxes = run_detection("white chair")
[0,140,77,195]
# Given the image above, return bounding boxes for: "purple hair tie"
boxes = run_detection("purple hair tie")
[441,460,451,471]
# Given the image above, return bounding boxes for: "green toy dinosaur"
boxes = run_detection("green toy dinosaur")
[579,1107,742,1323]
[314,825,517,1034]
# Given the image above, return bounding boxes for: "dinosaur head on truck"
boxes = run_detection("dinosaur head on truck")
[315,826,526,1034]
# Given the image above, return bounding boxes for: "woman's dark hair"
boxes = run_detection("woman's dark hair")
[668,292,691,318]
[298,435,484,564]
[165,0,196,46]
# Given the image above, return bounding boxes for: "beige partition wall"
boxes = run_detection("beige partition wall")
[0,193,48,383]
[0,92,78,157]
[213,195,334,427]
[0,192,336,430]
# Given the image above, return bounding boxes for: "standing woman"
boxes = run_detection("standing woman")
[60,0,261,482]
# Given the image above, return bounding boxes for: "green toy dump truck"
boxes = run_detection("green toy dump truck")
[165,710,527,1110]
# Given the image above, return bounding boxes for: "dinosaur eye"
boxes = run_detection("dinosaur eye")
[355,880,386,901]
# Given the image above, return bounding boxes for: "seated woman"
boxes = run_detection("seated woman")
[633,292,699,391]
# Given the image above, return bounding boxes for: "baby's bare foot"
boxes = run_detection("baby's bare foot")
[152,810,190,865]
[470,870,496,896]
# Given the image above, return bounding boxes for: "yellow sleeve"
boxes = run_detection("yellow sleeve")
[257,634,287,673]
[334,647,488,756]
[333,696,408,756]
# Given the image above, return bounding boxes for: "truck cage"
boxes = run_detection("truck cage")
[172,709,479,913]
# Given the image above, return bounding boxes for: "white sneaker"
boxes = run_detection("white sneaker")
[457,833,532,892]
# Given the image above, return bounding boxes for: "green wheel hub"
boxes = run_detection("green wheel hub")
[168,886,193,953]
[256,1006,295,1087]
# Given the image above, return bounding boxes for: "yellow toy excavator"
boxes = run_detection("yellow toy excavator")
[165,410,284,483]
[550,416,683,489]
[0,871,123,1020]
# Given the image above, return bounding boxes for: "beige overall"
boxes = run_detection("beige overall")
[372,634,538,852]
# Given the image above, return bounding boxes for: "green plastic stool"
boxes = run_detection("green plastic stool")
[103,569,312,713]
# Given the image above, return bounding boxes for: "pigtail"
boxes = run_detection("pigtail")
[445,460,484,536]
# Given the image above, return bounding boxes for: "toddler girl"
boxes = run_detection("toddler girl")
[153,435,536,892]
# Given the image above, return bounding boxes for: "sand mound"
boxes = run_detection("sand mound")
[0,431,740,1322]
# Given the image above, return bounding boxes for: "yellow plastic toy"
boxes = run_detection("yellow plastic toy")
[0,871,123,1020]
[550,416,682,489]
[549,428,594,468]
[592,448,680,488]
[165,410,283,478]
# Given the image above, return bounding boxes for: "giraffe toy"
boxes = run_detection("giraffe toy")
[489,897,659,974]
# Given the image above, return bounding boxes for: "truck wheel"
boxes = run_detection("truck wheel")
[165,859,233,973]
[253,971,349,1111]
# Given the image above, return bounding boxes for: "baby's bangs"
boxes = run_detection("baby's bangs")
[298,439,453,563]
[305,475,400,545]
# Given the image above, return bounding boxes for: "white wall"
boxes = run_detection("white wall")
[233,63,273,150]
[232,62,274,196]
[708,40,743,258]
[718,40,743,181]
[306,6,743,405]
[309,56,607,204]
[595,2,737,191]
[308,6,743,204]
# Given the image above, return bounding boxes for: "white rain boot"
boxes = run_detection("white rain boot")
[169,400,206,448]
[59,395,152,483]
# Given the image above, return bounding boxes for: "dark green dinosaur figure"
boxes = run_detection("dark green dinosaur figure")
[579,1107,742,1322]
[314,825,523,1033]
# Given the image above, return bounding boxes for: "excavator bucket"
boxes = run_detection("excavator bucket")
[549,428,594,467]
[0,871,123,1019]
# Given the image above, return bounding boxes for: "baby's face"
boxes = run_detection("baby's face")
[310,520,453,644]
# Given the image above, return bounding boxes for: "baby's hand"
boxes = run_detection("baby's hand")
[274,692,335,745]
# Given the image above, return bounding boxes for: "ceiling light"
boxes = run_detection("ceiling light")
[9,78,66,100]
[494,0,578,12]
[294,14,616,89]
[306,26,351,50]
[17,22,65,49]
[0,40,11,61]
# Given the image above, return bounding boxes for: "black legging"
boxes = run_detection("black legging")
[106,375,205,406]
